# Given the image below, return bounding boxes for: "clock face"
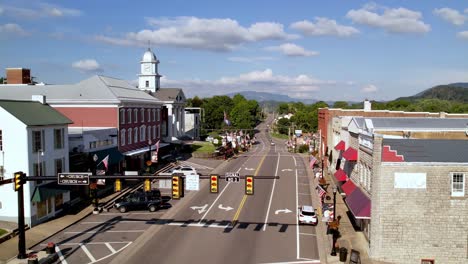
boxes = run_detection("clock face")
[144,64,151,73]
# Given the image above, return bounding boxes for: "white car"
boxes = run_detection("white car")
[298,205,318,226]
[170,165,199,176]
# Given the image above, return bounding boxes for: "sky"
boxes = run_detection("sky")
[1,0,468,102]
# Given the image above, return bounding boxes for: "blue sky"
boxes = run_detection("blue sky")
[1,0,467,102]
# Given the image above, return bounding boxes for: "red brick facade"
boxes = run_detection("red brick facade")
[6,68,31,84]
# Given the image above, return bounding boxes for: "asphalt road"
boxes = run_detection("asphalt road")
[32,119,320,264]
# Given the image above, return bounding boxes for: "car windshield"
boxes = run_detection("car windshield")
[302,208,315,216]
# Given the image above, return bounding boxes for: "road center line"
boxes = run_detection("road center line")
[263,152,280,231]
[65,230,145,234]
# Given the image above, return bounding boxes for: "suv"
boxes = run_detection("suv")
[170,165,199,176]
[114,190,162,213]
[298,205,318,226]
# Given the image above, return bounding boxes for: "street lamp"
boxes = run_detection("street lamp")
[330,186,338,256]
[92,154,99,211]
[148,139,152,163]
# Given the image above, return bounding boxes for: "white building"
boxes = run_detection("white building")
[137,48,186,142]
[184,107,202,140]
[0,97,72,226]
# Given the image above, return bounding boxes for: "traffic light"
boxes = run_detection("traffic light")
[13,172,25,192]
[172,175,182,199]
[210,174,219,193]
[115,179,122,192]
[245,175,254,195]
[144,179,151,192]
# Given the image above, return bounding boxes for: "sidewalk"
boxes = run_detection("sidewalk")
[0,192,120,264]
[303,155,388,264]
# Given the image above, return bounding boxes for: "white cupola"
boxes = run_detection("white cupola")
[138,48,162,92]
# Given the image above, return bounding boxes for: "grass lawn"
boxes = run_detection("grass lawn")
[0,229,7,236]
[271,133,289,140]
[191,141,216,153]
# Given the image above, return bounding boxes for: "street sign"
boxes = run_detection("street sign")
[58,173,91,185]
[186,174,199,191]
[225,172,240,182]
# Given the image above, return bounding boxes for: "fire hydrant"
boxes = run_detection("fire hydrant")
[46,242,55,254]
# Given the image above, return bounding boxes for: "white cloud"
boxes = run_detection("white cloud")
[161,69,336,99]
[0,3,81,19]
[361,84,378,93]
[346,5,430,33]
[96,16,298,51]
[0,7,3,15]
[290,17,360,37]
[0,23,28,36]
[72,59,102,72]
[266,43,319,57]
[457,31,468,40]
[228,57,275,63]
[434,8,466,26]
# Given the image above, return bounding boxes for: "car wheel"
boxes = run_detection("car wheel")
[149,205,158,212]
[119,206,127,213]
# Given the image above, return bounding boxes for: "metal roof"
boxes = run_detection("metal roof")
[382,138,468,162]
[153,88,184,102]
[0,75,161,105]
[0,100,72,126]
[354,117,468,131]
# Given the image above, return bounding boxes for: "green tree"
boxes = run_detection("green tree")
[277,103,290,114]
[187,96,203,107]
[276,118,291,135]
[231,101,254,129]
[333,101,349,109]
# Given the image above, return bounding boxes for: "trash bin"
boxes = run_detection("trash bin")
[339,247,348,262]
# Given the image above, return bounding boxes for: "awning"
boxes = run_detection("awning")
[122,143,171,156]
[345,187,371,219]
[31,183,70,203]
[89,147,124,165]
[342,147,358,161]
[334,169,348,181]
[342,180,356,195]
[334,140,346,151]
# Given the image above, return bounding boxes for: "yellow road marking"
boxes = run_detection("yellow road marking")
[231,154,267,224]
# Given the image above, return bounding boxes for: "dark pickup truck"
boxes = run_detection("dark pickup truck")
[114,190,162,213]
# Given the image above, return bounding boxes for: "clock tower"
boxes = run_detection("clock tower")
[138,48,162,92]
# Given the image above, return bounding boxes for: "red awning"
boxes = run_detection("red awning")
[342,180,356,195]
[342,147,358,161]
[334,169,347,181]
[334,140,346,151]
[345,187,371,219]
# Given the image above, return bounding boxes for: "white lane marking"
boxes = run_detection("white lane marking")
[190,204,209,214]
[81,220,158,224]
[198,182,231,223]
[299,232,317,236]
[260,260,319,264]
[294,156,300,260]
[55,245,68,264]
[105,243,116,254]
[282,169,293,172]
[40,241,132,246]
[274,208,292,214]
[218,204,234,211]
[263,152,280,231]
[245,167,254,171]
[65,230,145,234]
[167,222,230,229]
[79,243,96,262]
[180,161,213,170]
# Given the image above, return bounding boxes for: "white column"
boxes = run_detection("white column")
[167,105,173,140]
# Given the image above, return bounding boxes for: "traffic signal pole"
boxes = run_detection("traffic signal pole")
[17,179,27,259]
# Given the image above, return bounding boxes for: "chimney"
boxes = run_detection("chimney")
[364,99,372,111]
[6,68,32,84]
[439,112,446,118]
[32,95,46,104]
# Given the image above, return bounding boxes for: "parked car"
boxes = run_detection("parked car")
[114,190,162,213]
[298,205,318,226]
[270,141,275,146]
[170,165,200,176]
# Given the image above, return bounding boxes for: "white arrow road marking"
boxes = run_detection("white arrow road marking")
[282,169,293,172]
[244,167,254,171]
[190,204,208,214]
[275,208,292,215]
[218,204,234,211]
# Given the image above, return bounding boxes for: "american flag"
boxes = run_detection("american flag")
[309,156,317,169]
[224,111,231,126]
[316,185,326,198]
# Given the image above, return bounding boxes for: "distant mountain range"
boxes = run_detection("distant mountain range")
[226,82,468,105]
[396,82,468,103]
